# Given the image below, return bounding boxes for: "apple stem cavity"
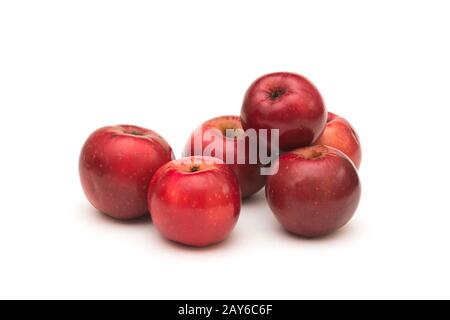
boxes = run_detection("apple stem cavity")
[295,146,328,160]
[270,88,286,100]
[129,130,144,136]
[307,150,325,159]
[190,165,201,173]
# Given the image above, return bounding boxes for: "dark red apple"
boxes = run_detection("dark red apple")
[147,156,241,247]
[266,145,361,237]
[79,125,174,219]
[183,115,266,198]
[241,72,327,151]
[314,112,362,168]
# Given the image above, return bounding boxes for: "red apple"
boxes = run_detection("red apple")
[147,156,241,247]
[266,145,361,237]
[314,112,362,168]
[79,125,174,219]
[241,72,327,151]
[183,115,266,198]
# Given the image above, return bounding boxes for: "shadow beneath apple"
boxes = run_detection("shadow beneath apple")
[276,223,358,243]
[155,232,238,253]
[242,189,265,205]
[80,203,151,226]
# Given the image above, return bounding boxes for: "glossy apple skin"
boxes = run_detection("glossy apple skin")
[266,145,361,237]
[314,112,362,168]
[241,72,327,151]
[183,116,266,199]
[147,156,241,247]
[79,125,174,219]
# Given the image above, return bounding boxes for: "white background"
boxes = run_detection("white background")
[1,0,449,299]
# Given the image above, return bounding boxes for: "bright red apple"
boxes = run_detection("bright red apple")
[79,125,174,219]
[183,115,266,198]
[241,72,327,151]
[314,112,362,168]
[147,156,241,247]
[266,145,361,237]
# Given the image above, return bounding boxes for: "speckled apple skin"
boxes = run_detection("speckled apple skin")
[314,112,362,169]
[79,125,174,219]
[183,115,266,199]
[266,146,361,237]
[147,157,241,247]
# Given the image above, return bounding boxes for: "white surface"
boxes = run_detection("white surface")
[1,0,449,300]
